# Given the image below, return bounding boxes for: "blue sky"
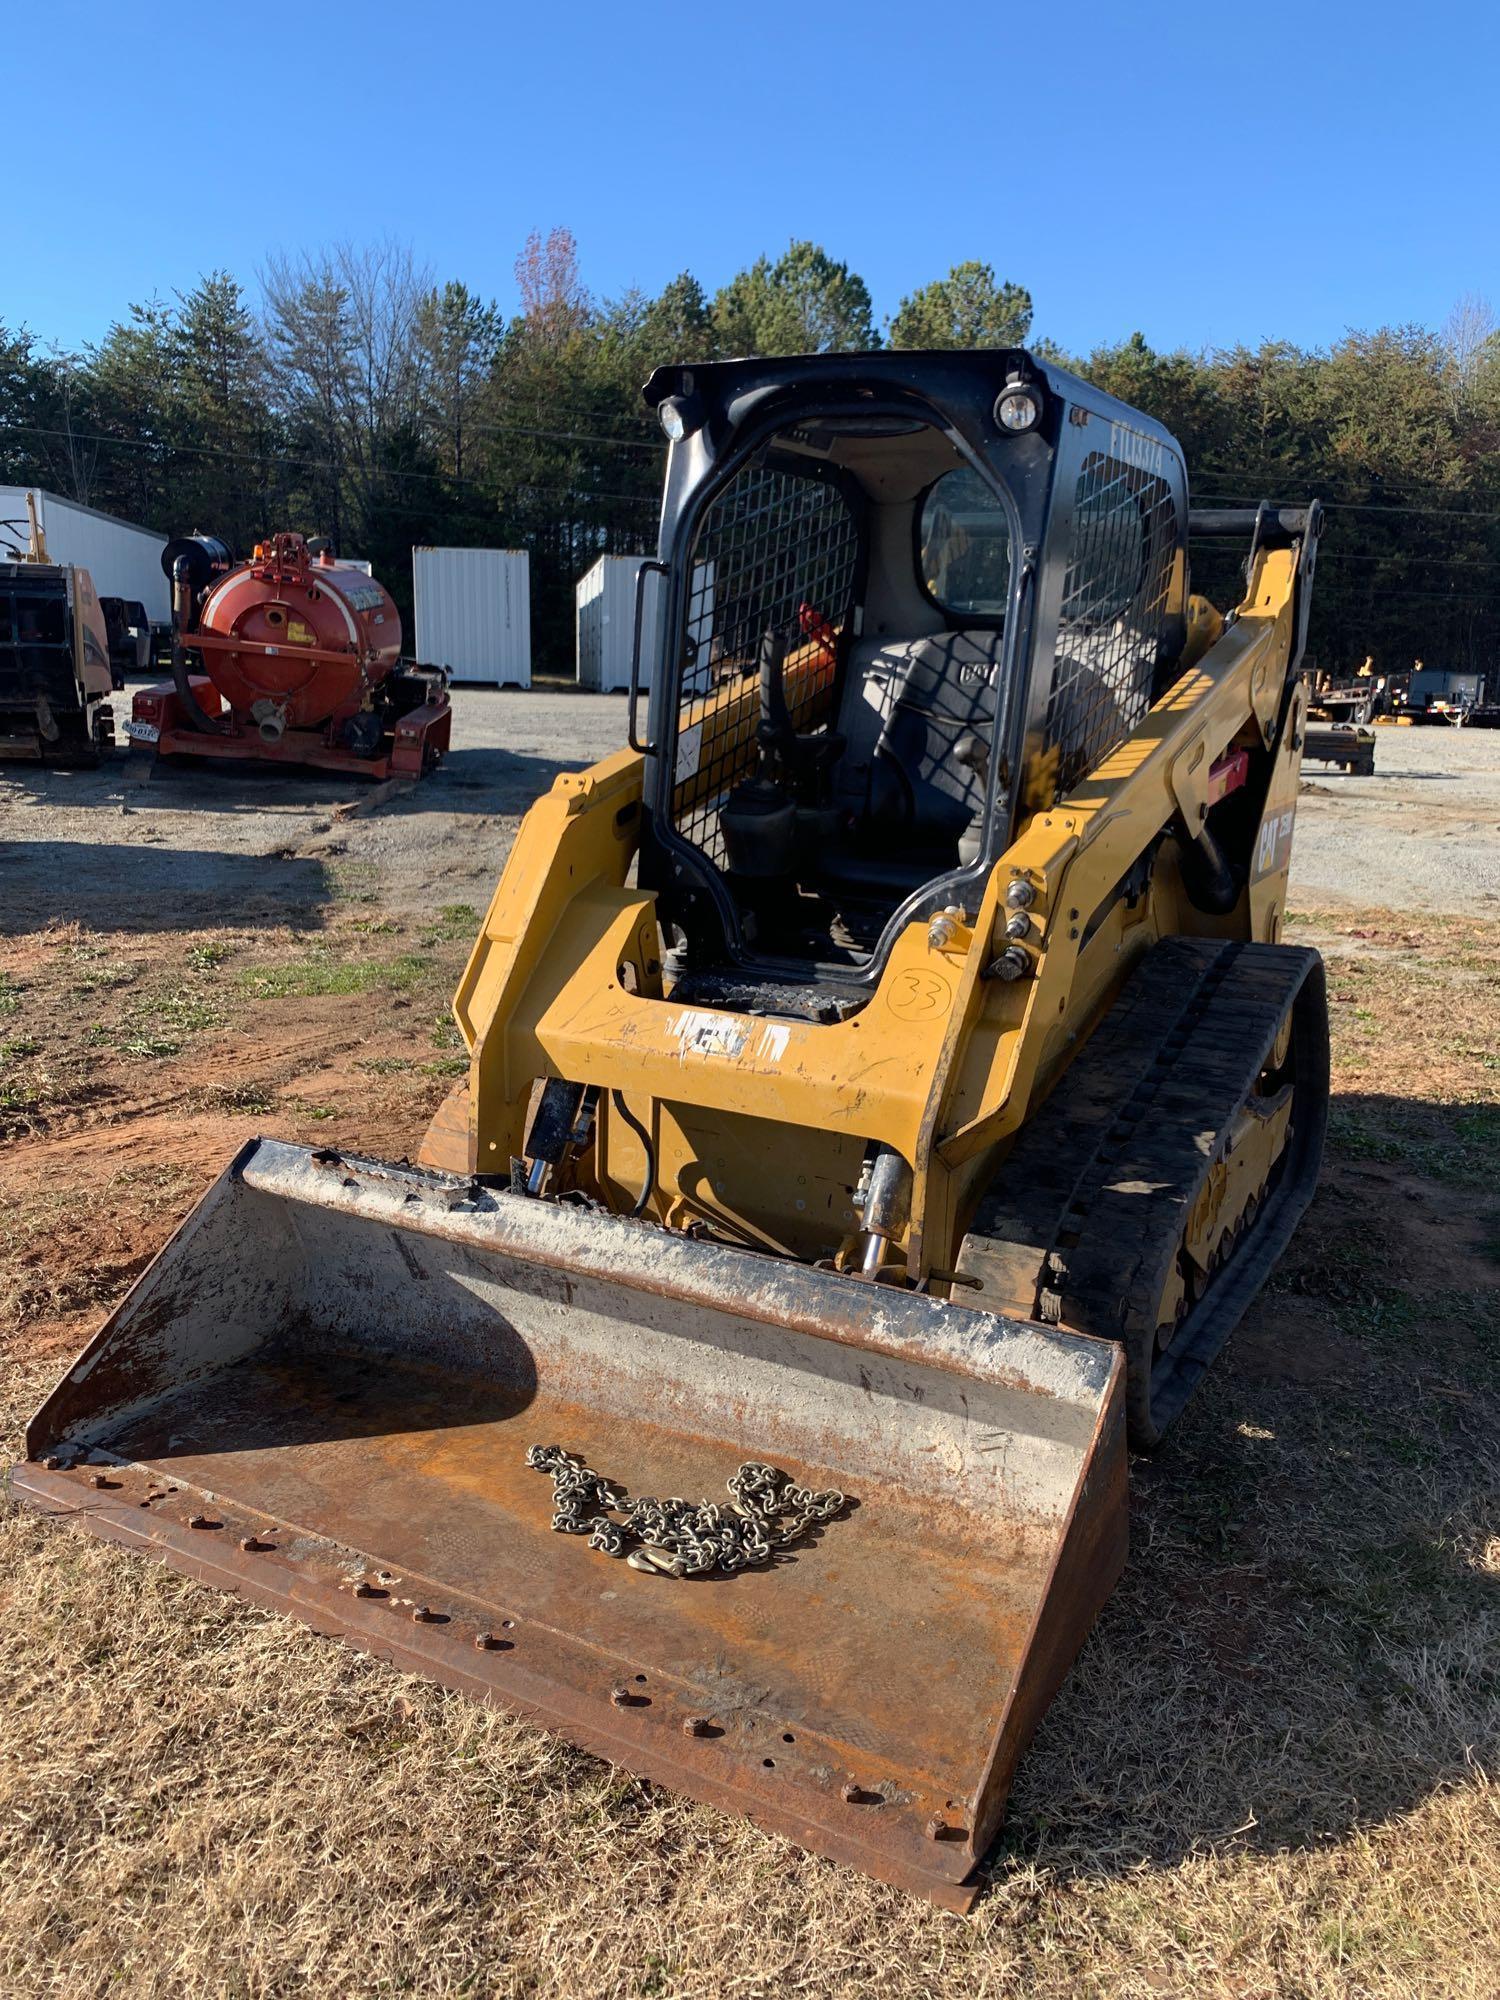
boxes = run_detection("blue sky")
[10,0,1498,359]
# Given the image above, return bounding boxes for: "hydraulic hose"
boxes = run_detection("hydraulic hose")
[169,555,228,734]
[610,1091,657,1219]
[1180,818,1241,915]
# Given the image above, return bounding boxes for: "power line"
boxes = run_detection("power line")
[1317,552,1500,574]
[9,426,1500,586]
[465,418,662,455]
[1193,469,1500,505]
[1189,540,1500,576]
[17,420,1500,532]
[1195,490,1500,524]
[484,390,659,435]
[1,420,659,506]
[1281,579,1500,605]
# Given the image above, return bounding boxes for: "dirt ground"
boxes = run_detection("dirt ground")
[1,686,1495,934]
[0,682,628,934]
[0,697,1496,1999]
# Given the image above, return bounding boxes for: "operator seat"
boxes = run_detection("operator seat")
[817,630,1005,901]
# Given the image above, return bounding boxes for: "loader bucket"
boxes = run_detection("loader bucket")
[16,1140,1126,1909]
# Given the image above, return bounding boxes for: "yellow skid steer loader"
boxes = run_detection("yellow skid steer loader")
[19,350,1327,1909]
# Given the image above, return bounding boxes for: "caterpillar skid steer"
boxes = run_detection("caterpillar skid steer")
[18,351,1328,1909]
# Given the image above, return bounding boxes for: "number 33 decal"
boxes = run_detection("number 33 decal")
[888,969,952,1021]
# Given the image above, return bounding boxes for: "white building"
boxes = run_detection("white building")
[575,553,715,694]
[0,488,169,622]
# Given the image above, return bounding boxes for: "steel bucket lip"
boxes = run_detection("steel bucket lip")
[32,1137,1118,1467]
[13,1419,1118,1914]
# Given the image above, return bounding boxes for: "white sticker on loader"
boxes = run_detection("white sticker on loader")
[675,723,702,785]
[669,1010,749,1060]
[666,1011,793,1066]
[754,1023,791,1063]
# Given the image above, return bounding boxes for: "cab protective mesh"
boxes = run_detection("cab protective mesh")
[671,463,858,867]
[1044,446,1178,797]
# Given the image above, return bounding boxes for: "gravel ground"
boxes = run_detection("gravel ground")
[0,687,1495,935]
[1292,721,1500,915]
[0,681,629,933]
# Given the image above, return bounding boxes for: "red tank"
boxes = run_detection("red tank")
[197,535,402,734]
[129,531,451,780]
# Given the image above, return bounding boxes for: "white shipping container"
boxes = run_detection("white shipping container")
[575,554,664,693]
[412,546,531,687]
[574,554,718,696]
[0,487,169,623]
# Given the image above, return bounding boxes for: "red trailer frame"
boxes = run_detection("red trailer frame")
[126,673,452,781]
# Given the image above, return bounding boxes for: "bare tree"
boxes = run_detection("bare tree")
[1440,291,1498,412]
[47,350,99,507]
[262,241,432,547]
[335,240,432,463]
[514,228,591,346]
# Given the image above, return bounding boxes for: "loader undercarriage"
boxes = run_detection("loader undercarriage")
[958,938,1330,1441]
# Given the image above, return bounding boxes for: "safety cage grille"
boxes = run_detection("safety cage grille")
[669,462,859,869]
[1044,445,1179,797]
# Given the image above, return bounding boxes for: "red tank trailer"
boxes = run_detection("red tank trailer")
[127,533,451,779]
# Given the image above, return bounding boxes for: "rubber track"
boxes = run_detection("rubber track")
[958,935,1328,1442]
[957,936,1237,1317]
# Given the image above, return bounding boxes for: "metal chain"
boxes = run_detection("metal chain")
[525,1444,846,1578]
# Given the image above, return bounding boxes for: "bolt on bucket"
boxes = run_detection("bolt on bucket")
[16,1138,1127,1909]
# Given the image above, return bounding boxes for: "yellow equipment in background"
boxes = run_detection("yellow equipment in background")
[0,490,115,761]
[19,352,1328,1909]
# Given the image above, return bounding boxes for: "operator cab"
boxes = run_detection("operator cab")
[637,351,1189,1016]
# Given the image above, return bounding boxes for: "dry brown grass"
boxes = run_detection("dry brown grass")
[1,906,1498,1999]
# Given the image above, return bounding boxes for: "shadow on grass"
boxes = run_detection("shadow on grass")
[0,744,596,938]
[981,1092,1499,1893]
[0,839,333,937]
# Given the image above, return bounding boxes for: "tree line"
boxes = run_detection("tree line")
[4,229,1498,677]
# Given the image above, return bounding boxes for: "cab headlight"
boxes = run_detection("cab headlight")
[995,383,1042,433]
